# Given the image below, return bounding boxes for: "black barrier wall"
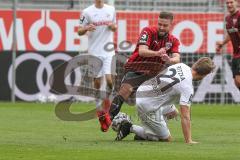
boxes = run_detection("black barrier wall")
[0,51,239,103]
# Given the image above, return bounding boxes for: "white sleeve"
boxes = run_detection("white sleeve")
[79,10,89,27]
[179,87,193,107]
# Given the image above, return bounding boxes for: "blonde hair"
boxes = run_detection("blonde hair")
[192,57,215,76]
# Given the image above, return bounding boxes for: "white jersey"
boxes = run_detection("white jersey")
[79,4,116,57]
[136,63,194,112]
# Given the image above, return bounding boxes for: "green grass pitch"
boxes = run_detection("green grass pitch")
[0,102,240,160]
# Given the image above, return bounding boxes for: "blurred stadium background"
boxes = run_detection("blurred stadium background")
[0,0,240,104]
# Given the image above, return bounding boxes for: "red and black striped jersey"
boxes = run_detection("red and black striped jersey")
[226,10,240,58]
[124,26,180,75]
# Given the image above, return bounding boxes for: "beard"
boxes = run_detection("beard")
[158,31,168,38]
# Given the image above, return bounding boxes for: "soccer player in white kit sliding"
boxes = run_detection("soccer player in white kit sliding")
[78,0,117,131]
[115,57,215,144]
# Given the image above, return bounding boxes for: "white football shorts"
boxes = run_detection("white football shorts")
[136,104,176,140]
[88,54,116,78]
[97,55,116,78]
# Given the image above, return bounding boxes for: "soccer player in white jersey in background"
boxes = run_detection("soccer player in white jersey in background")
[78,0,117,132]
[115,57,215,144]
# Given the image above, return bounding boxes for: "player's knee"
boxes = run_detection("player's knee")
[159,135,172,142]
[144,134,159,141]
[94,79,101,89]
[106,79,113,88]
[144,134,171,142]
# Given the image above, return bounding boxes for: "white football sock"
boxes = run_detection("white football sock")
[131,125,147,139]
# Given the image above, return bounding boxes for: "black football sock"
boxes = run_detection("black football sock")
[109,95,125,120]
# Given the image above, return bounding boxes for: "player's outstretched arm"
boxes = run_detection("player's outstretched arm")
[180,105,198,144]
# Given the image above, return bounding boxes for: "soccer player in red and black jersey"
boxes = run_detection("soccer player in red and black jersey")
[100,11,180,132]
[217,0,240,90]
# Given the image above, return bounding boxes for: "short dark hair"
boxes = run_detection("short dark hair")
[192,57,215,76]
[159,11,174,21]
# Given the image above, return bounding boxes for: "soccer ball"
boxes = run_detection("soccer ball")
[47,94,57,103]
[111,112,131,132]
[36,94,47,103]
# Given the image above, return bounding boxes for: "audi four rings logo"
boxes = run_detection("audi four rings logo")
[8,52,82,101]
[7,52,121,102]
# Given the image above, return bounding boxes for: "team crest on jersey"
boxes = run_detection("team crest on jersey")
[165,42,172,50]
[80,16,85,24]
[139,34,149,43]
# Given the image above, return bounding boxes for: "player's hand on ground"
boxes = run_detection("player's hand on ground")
[186,140,199,144]
[216,41,223,53]
[85,24,96,32]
